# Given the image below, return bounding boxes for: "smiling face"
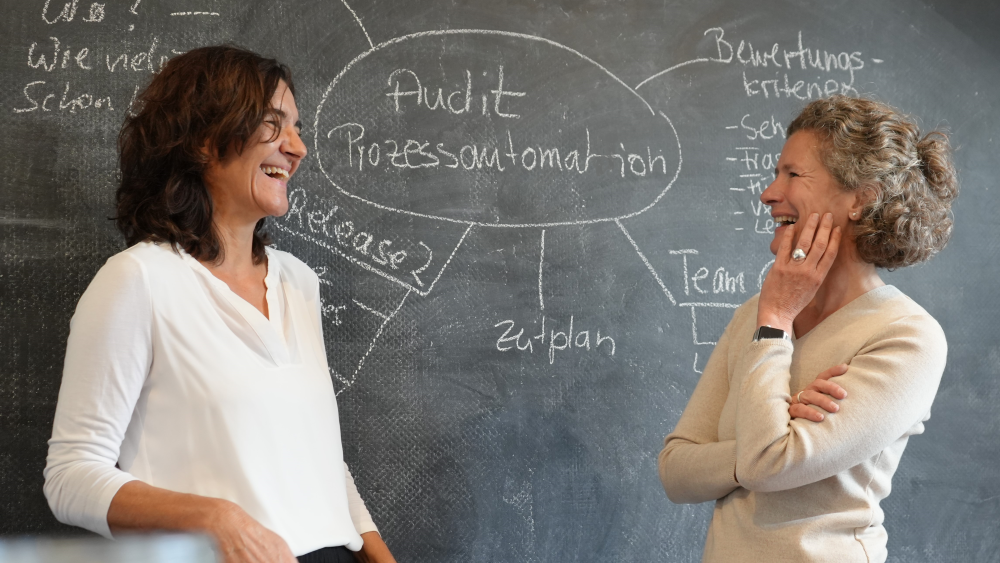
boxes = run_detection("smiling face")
[203,80,306,226]
[761,130,862,256]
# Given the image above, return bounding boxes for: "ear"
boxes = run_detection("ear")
[849,185,876,221]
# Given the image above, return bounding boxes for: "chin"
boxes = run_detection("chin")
[259,194,289,218]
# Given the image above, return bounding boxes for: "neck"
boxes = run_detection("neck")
[794,244,884,336]
[204,207,262,277]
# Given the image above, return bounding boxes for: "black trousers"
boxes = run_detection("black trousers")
[297,546,357,563]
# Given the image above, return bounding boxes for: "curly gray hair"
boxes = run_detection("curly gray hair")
[788,95,958,269]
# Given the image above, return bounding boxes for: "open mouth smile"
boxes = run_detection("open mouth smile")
[260,165,290,181]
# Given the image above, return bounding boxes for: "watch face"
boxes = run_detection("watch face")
[755,326,787,340]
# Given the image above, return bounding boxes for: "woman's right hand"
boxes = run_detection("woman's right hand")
[207,501,298,563]
[789,364,849,422]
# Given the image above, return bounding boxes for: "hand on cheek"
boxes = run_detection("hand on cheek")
[757,213,842,331]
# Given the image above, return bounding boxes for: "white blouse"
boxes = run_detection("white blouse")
[43,241,376,555]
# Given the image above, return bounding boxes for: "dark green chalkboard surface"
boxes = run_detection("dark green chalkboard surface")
[2,1,998,561]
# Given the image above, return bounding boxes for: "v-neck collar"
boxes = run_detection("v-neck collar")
[180,246,292,366]
[792,285,901,343]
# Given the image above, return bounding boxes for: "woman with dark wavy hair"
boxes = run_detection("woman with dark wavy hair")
[43,46,396,563]
[659,95,958,562]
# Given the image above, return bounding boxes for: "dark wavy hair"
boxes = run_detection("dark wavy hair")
[115,45,295,265]
[788,95,958,269]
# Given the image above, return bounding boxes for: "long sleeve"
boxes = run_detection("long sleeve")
[43,253,152,538]
[734,315,947,492]
[659,323,740,504]
[344,463,378,536]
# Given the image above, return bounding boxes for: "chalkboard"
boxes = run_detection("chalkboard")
[2,1,998,561]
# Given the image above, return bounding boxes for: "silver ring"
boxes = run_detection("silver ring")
[792,248,807,262]
[797,391,805,404]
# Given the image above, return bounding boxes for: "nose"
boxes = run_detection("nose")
[282,125,307,163]
[760,174,781,206]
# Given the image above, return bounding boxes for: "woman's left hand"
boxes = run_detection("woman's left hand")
[757,213,842,331]
[788,363,849,422]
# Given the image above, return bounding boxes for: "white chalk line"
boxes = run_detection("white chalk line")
[679,302,741,308]
[615,219,676,306]
[689,308,717,346]
[353,299,389,320]
[634,57,710,90]
[538,229,546,311]
[312,30,685,228]
[329,368,350,386]
[338,0,373,49]
[315,29,653,121]
[272,220,427,295]
[337,289,411,396]
[271,220,471,298]
[693,353,702,374]
[0,217,67,228]
[758,258,775,289]
[169,12,219,16]
[425,223,474,296]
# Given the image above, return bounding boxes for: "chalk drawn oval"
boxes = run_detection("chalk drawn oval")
[314,30,681,228]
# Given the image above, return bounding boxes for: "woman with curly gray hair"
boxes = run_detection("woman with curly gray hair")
[659,95,958,563]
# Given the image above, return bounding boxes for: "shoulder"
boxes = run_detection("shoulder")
[99,241,198,290]
[91,242,176,287]
[859,286,947,359]
[266,246,320,292]
[74,243,175,317]
[111,241,186,275]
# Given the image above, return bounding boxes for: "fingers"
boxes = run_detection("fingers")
[811,379,847,400]
[789,402,825,422]
[777,216,796,263]
[817,363,849,380]
[793,213,820,257]
[816,225,842,276]
[805,213,833,263]
[797,389,840,414]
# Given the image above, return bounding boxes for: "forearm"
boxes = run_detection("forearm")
[658,439,739,504]
[107,480,232,535]
[660,318,740,504]
[734,339,815,491]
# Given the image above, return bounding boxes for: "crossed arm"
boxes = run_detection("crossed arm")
[659,310,946,502]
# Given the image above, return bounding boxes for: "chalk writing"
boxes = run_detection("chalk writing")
[385,66,526,118]
[494,316,616,364]
[14,80,112,113]
[701,27,872,100]
[328,122,671,179]
[284,188,427,275]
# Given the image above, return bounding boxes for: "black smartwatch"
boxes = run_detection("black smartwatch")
[752,325,791,342]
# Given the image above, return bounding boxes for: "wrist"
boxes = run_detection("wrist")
[755,312,793,334]
[200,498,242,535]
